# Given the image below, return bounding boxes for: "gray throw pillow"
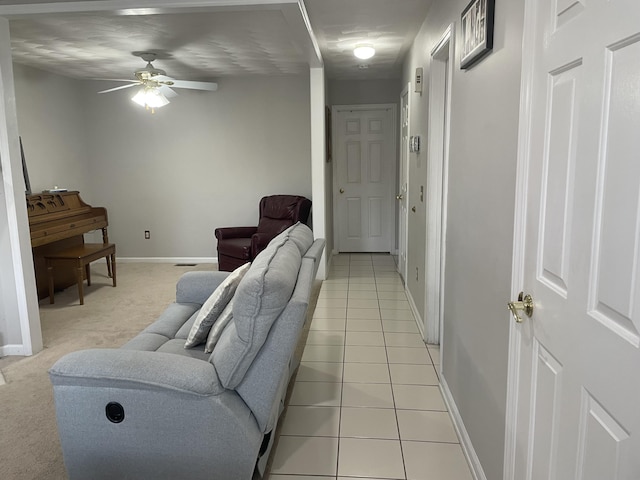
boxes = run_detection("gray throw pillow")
[204,300,234,354]
[184,262,250,348]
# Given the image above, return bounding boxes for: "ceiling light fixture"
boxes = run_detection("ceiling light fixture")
[131,86,169,113]
[353,44,375,60]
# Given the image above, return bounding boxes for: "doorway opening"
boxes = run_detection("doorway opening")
[332,104,398,254]
[425,25,454,345]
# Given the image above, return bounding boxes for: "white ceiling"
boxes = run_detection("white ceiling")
[1,0,432,82]
[305,0,432,80]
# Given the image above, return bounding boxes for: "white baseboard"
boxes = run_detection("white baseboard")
[405,287,425,339]
[0,344,27,357]
[440,375,487,480]
[116,257,217,264]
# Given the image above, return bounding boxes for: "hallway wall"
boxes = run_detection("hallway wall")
[402,0,525,478]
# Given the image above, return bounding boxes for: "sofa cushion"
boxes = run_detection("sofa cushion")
[157,339,211,362]
[120,303,200,352]
[267,222,314,255]
[285,222,314,255]
[184,263,250,348]
[204,300,234,354]
[211,235,302,389]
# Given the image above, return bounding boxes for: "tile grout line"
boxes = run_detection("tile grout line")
[375,262,409,480]
[335,252,350,479]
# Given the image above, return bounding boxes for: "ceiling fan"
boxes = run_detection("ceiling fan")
[98,52,218,112]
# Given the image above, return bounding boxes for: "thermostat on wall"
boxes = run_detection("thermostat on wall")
[415,67,423,94]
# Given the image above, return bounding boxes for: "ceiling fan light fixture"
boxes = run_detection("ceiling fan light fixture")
[354,44,375,60]
[131,86,169,111]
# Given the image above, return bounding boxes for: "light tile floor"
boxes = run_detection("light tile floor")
[269,253,473,480]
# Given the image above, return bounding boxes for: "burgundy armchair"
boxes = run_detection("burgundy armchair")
[214,195,312,271]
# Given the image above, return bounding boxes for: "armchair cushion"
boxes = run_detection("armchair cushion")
[256,217,292,236]
[217,238,252,261]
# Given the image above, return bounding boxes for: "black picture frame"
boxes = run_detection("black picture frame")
[325,106,332,162]
[460,0,495,70]
[20,136,31,195]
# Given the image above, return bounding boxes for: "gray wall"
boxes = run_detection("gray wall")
[402,0,524,478]
[329,78,401,106]
[13,64,92,195]
[13,66,312,259]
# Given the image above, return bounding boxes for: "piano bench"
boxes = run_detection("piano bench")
[45,243,116,305]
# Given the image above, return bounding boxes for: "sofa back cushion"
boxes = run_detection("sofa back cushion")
[211,234,302,389]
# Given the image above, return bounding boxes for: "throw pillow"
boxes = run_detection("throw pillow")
[184,262,250,348]
[204,300,234,354]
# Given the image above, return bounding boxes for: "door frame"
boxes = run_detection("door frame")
[502,0,538,476]
[424,24,454,345]
[332,103,398,254]
[398,84,411,282]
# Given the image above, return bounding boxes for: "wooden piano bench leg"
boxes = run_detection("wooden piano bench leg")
[85,263,92,287]
[76,265,85,306]
[111,253,117,287]
[47,263,55,305]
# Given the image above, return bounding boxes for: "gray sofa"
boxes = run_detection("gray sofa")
[49,223,324,479]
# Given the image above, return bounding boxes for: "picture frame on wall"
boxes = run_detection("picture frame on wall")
[460,0,495,69]
[325,106,332,162]
[20,136,32,195]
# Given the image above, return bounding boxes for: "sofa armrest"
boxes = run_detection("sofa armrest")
[49,349,225,396]
[214,226,258,240]
[49,349,261,479]
[176,271,229,305]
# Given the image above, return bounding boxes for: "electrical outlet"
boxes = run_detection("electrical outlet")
[144,230,150,239]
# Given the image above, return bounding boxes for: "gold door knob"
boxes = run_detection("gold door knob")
[396,194,404,201]
[340,188,345,194]
[508,292,534,323]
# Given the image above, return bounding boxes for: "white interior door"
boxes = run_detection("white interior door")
[507,1,640,478]
[334,105,396,253]
[398,86,410,281]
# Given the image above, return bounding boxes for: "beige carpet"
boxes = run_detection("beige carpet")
[0,262,218,480]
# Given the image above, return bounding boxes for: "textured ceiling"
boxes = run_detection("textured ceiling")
[3,0,433,82]
[305,0,432,80]
[8,10,308,80]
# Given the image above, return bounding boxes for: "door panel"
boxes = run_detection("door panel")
[335,106,396,252]
[511,0,640,478]
[398,87,410,282]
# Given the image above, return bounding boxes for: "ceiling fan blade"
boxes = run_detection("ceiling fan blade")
[168,79,218,91]
[153,75,175,82]
[98,83,140,94]
[158,85,178,98]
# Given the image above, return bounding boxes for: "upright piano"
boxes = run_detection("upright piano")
[26,191,109,299]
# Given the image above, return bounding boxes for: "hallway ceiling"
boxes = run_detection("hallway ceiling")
[2,0,432,82]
